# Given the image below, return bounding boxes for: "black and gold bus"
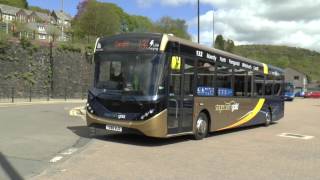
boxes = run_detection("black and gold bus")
[86,33,284,140]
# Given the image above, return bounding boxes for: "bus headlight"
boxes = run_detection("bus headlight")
[140,109,155,120]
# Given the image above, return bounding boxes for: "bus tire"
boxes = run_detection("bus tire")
[264,110,272,127]
[194,112,208,140]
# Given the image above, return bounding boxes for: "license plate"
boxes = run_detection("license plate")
[105,125,122,132]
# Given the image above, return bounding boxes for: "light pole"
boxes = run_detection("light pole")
[197,0,200,44]
[212,9,215,47]
[61,0,64,41]
[5,18,9,34]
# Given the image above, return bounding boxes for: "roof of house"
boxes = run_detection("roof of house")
[35,12,52,22]
[54,10,72,21]
[284,68,306,76]
[0,4,20,15]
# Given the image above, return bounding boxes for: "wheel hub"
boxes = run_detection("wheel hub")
[196,118,207,134]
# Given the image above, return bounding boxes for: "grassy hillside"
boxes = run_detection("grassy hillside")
[233,45,320,81]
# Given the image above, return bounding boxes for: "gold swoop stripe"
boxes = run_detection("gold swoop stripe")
[217,98,266,131]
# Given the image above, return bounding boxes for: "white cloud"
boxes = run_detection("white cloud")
[185,0,320,51]
[137,0,320,51]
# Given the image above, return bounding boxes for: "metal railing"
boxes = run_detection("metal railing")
[0,85,89,103]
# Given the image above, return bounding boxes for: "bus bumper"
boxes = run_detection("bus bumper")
[86,110,168,138]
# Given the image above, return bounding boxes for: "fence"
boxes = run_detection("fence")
[0,85,89,103]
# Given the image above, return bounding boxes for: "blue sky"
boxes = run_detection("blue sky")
[27,1,320,51]
[27,0,210,21]
[27,0,212,41]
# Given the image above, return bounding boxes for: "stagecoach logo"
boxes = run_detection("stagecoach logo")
[215,101,240,113]
[148,39,160,51]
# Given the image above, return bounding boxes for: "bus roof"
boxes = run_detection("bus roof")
[96,33,283,75]
[165,34,284,74]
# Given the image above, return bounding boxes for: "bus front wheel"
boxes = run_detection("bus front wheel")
[194,112,209,140]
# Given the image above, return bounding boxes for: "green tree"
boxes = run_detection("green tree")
[0,0,28,8]
[128,15,154,32]
[214,35,225,50]
[73,0,121,42]
[12,20,30,39]
[154,17,191,39]
[225,39,235,53]
[47,25,60,42]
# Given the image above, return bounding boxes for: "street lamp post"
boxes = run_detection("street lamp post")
[61,0,64,41]
[197,0,200,44]
[212,9,215,47]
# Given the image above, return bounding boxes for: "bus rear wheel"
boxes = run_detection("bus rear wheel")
[264,110,272,126]
[194,112,208,140]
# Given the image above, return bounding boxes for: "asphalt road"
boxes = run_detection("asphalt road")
[32,98,320,180]
[0,101,89,180]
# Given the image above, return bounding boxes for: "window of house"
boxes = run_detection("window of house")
[38,26,45,31]
[39,34,46,40]
[294,76,299,80]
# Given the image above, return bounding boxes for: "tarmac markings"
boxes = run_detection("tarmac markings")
[278,133,314,140]
[49,148,78,163]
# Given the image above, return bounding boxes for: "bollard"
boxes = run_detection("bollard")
[29,86,32,102]
[64,87,67,101]
[11,87,14,103]
[47,88,50,101]
[81,86,84,100]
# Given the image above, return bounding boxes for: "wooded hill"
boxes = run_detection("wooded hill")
[233,45,320,81]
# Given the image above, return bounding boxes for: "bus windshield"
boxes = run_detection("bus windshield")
[285,83,294,93]
[95,52,165,96]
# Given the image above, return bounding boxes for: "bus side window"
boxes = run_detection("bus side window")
[265,75,273,96]
[274,74,283,96]
[216,64,233,96]
[234,67,246,97]
[247,71,254,97]
[184,58,195,96]
[197,60,215,95]
[254,74,264,96]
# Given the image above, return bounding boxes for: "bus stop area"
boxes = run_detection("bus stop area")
[29,98,320,180]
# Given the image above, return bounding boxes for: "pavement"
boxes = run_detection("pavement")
[29,98,320,180]
[0,100,89,180]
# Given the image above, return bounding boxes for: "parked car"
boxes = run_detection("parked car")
[304,91,320,98]
[295,91,305,97]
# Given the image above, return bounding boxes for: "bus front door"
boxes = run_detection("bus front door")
[167,58,193,135]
